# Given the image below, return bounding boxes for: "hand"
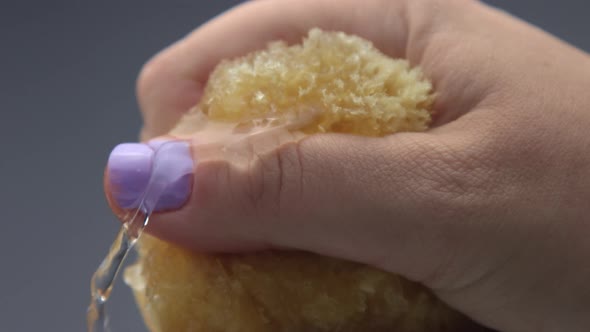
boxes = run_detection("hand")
[107,1,590,331]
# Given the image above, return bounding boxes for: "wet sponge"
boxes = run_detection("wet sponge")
[125,29,481,332]
[200,28,433,136]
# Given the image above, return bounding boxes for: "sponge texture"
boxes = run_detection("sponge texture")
[200,28,433,136]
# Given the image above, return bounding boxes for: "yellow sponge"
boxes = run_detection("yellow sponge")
[200,28,432,136]
[124,29,481,332]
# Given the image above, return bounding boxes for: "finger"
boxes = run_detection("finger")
[136,0,410,139]
[105,125,491,286]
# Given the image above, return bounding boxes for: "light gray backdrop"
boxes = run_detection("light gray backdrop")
[0,1,587,331]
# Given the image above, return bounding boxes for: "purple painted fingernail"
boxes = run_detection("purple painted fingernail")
[107,141,194,212]
[108,143,154,209]
[147,138,170,151]
[143,140,194,212]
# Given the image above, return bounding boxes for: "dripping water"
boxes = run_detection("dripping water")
[87,207,150,332]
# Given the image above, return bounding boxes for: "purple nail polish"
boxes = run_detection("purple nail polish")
[143,140,194,212]
[107,141,194,212]
[146,138,170,151]
[108,143,154,209]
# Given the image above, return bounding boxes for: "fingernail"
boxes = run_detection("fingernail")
[143,140,193,212]
[108,141,194,212]
[108,143,154,209]
[146,138,170,151]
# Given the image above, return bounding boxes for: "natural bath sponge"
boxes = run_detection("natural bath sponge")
[124,29,484,332]
[198,28,432,136]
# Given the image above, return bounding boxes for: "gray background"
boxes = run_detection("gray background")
[0,1,587,331]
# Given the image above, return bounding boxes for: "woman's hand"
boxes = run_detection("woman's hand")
[107,1,590,331]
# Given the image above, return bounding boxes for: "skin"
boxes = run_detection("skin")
[108,0,590,331]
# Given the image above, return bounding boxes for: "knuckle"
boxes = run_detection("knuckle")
[192,138,308,240]
[194,157,273,226]
[245,150,278,218]
[245,142,305,220]
[193,159,231,209]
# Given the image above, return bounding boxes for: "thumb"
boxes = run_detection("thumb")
[105,129,481,286]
